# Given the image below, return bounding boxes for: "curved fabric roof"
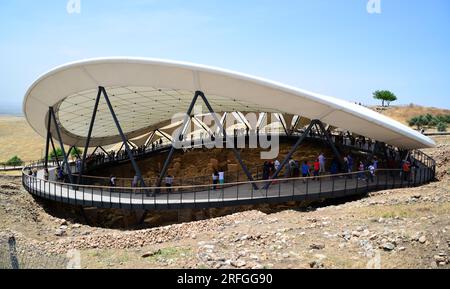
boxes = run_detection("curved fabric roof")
[23,57,435,149]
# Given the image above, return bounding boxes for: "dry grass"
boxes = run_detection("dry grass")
[0,115,45,162]
[0,171,22,176]
[0,104,448,162]
[375,105,450,125]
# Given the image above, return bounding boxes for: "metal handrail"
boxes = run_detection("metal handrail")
[42,134,390,183]
[21,169,415,192]
[19,141,436,189]
[21,161,435,210]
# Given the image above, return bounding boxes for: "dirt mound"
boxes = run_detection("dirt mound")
[422,135,450,180]
[92,140,337,181]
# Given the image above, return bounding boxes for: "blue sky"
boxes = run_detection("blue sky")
[1,0,449,114]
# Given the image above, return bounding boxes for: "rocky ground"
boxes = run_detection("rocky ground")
[0,136,449,269]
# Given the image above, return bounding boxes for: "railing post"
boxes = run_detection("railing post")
[81,185,86,205]
[419,166,423,185]
[277,178,281,198]
[400,170,404,188]
[194,189,197,208]
[152,186,156,209]
[344,176,347,195]
[392,170,395,189]
[331,175,335,196]
[237,174,239,201]
[306,178,309,199]
[385,171,388,189]
[167,187,169,206]
[409,168,413,187]
[207,183,210,203]
[377,170,381,189]
[292,179,296,201]
[366,172,369,193]
[89,185,93,207]
[319,176,322,196]
[65,183,68,203]
[222,183,225,203]
[356,176,359,194]
[292,178,295,198]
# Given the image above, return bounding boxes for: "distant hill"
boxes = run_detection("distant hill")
[373,105,450,126]
[1,104,448,162]
[0,115,45,162]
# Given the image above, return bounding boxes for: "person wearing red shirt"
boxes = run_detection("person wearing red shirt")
[313,159,320,181]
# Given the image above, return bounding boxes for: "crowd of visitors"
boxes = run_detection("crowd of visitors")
[32,130,422,196]
[258,148,411,185]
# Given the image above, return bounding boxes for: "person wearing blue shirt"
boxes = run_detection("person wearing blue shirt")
[301,161,310,183]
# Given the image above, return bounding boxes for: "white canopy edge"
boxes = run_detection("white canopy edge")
[23,57,435,149]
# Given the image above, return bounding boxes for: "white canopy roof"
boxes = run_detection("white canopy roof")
[23,57,435,149]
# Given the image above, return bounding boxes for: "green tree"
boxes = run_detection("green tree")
[437,122,447,132]
[424,114,435,125]
[5,156,24,167]
[408,116,427,130]
[408,116,418,128]
[435,114,450,124]
[49,148,63,160]
[70,147,83,158]
[373,90,398,107]
[445,114,450,123]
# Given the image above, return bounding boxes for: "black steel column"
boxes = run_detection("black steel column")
[291,116,301,135]
[194,116,214,137]
[156,129,173,143]
[315,120,344,168]
[128,140,136,149]
[156,92,200,187]
[118,143,125,153]
[44,110,52,169]
[278,114,289,136]
[144,131,156,148]
[91,146,100,156]
[198,91,258,190]
[49,107,74,184]
[100,87,146,187]
[99,146,110,156]
[264,120,317,189]
[79,87,102,184]
[68,146,74,157]
[71,147,82,159]
[49,137,61,168]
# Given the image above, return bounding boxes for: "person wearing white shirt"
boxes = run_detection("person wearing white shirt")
[274,159,281,171]
[218,171,225,184]
[318,153,326,174]
[212,171,219,190]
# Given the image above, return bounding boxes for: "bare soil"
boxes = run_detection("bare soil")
[0,135,448,269]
